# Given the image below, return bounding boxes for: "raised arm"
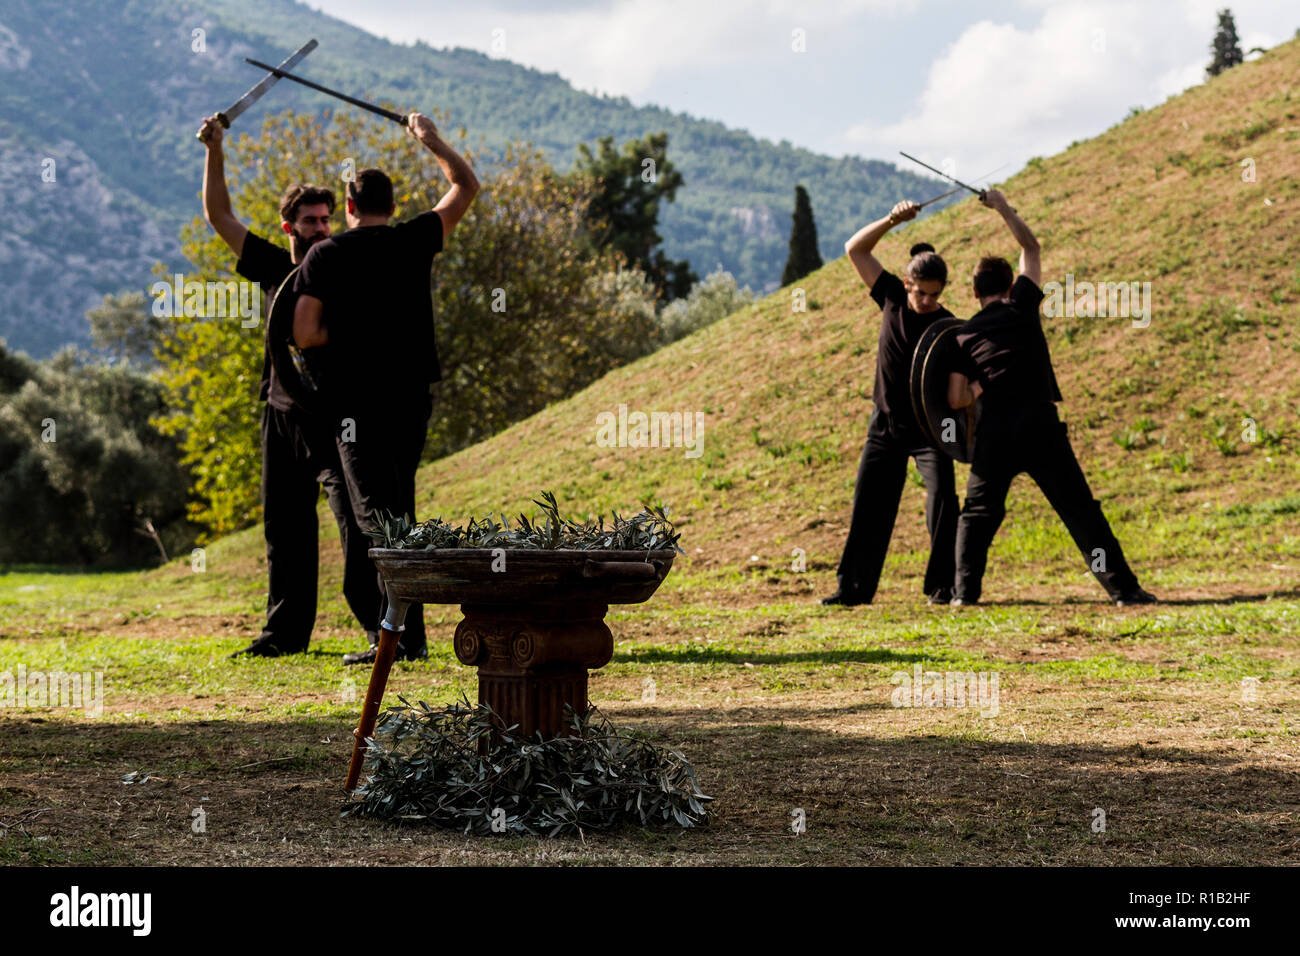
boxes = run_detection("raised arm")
[844,201,917,291]
[405,112,480,238]
[197,116,249,257]
[981,189,1039,286]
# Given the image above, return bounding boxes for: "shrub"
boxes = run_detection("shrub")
[657,269,755,344]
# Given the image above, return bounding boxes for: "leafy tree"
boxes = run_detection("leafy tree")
[1207,9,1244,76]
[781,185,823,286]
[0,338,36,395]
[658,271,755,344]
[0,343,192,565]
[87,291,166,367]
[429,143,661,456]
[571,132,697,302]
[154,109,662,535]
[583,268,660,354]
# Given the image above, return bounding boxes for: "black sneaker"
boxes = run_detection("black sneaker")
[820,591,868,607]
[230,637,303,659]
[949,596,979,607]
[927,588,953,605]
[342,642,428,666]
[1114,587,1158,607]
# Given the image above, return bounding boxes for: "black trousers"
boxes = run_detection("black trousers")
[954,402,1140,602]
[835,409,958,601]
[259,404,382,650]
[333,392,433,651]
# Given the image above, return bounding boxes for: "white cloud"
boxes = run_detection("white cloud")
[310,0,1290,166]
[843,0,1287,179]
[313,0,915,99]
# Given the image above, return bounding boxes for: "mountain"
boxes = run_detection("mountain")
[0,0,951,357]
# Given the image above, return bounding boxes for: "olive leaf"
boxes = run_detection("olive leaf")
[364,491,683,554]
[342,695,712,836]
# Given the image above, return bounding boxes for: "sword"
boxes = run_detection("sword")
[243,58,408,127]
[197,39,318,140]
[908,160,1016,211]
[917,186,962,208]
[899,151,986,198]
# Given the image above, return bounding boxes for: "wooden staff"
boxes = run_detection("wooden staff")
[345,599,408,791]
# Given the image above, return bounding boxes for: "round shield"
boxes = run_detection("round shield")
[265,266,328,416]
[909,317,980,463]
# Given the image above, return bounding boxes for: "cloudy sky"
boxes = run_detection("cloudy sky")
[305,0,1290,178]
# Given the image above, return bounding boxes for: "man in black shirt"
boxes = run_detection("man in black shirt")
[294,110,480,665]
[822,200,959,607]
[197,115,384,658]
[947,189,1156,607]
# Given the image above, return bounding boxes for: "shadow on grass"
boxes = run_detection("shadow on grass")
[0,562,163,576]
[614,647,953,665]
[1147,588,1300,606]
[913,588,1300,609]
[2,704,1294,864]
[227,648,354,662]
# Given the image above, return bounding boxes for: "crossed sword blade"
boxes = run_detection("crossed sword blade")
[911,159,1013,207]
[198,39,318,139]
[242,58,408,126]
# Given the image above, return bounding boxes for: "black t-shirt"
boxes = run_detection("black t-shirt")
[869,269,953,441]
[235,231,295,412]
[954,275,1063,406]
[294,210,444,415]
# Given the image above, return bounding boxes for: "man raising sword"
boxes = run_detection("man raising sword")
[946,189,1157,607]
[197,115,385,657]
[822,202,959,607]
[292,110,480,665]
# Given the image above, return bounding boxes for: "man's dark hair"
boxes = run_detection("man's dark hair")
[972,255,1015,298]
[279,183,335,224]
[347,168,395,216]
[906,250,947,285]
[909,242,935,257]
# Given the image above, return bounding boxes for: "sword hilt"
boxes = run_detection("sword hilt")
[196,114,230,142]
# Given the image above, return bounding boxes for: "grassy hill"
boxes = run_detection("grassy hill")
[0,0,948,356]
[1,39,1298,866]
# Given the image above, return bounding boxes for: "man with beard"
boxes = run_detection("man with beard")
[946,189,1157,607]
[821,200,959,607]
[292,110,479,665]
[197,115,383,658]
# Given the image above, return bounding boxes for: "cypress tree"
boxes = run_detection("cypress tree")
[1207,8,1243,77]
[782,185,823,286]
